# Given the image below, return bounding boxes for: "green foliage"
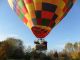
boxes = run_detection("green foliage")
[0,38,80,60]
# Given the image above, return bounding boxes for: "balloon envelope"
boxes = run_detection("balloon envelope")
[8,0,76,38]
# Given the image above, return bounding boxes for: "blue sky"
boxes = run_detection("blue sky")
[0,0,80,51]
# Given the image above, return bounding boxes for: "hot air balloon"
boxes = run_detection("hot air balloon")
[8,0,76,50]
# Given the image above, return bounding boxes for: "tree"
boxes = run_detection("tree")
[64,43,74,52]
[5,38,24,59]
[0,38,25,59]
[64,42,80,60]
[0,42,9,60]
[74,42,78,51]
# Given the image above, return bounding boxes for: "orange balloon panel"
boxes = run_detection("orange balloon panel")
[8,0,76,38]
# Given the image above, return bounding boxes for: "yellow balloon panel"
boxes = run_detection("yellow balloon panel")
[8,0,14,10]
[24,0,36,19]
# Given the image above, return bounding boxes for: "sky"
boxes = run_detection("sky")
[0,0,80,51]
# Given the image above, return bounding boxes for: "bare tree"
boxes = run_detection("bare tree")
[64,43,74,52]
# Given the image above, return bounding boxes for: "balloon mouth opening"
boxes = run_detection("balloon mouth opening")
[31,25,51,38]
